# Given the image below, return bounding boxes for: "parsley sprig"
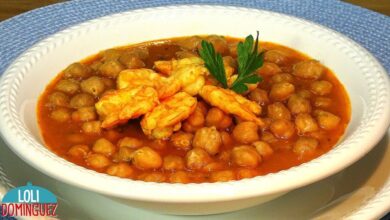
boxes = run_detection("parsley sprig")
[199,40,228,88]
[199,31,264,93]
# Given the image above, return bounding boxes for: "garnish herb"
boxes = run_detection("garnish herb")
[199,40,228,88]
[199,31,264,93]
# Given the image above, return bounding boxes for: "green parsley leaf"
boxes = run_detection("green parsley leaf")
[199,32,264,93]
[199,40,228,88]
[231,31,264,93]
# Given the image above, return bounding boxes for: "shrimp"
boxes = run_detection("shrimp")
[199,85,264,126]
[95,86,159,128]
[117,69,180,99]
[141,92,197,139]
[154,57,209,96]
[154,57,204,76]
[170,64,208,96]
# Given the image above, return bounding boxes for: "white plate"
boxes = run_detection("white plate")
[0,130,389,220]
[0,5,389,215]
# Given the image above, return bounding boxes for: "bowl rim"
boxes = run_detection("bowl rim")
[0,5,389,203]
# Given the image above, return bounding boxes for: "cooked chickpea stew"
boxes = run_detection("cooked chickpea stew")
[37,35,350,183]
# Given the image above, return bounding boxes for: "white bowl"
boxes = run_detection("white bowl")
[0,5,389,215]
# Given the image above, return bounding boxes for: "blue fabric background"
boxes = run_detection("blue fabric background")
[0,0,389,76]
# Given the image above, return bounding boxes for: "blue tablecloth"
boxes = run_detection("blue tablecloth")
[0,0,389,219]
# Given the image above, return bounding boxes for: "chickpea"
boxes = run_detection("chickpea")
[149,139,168,151]
[64,62,91,79]
[101,49,122,61]
[223,56,237,69]
[293,137,319,155]
[204,35,229,55]
[55,79,79,95]
[210,170,235,182]
[232,121,259,144]
[187,107,205,127]
[113,147,134,162]
[185,148,212,170]
[206,107,232,129]
[92,138,116,156]
[71,107,96,122]
[257,62,281,76]
[223,56,236,78]
[252,141,274,158]
[261,131,278,144]
[106,163,134,178]
[102,78,116,90]
[86,153,111,169]
[163,155,185,171]
[80,76,105,96]
[117,137,143,149]
[50,107,71,122]
[183,104,206,132]
[119,52,145,69]
[269,82,295,101]
[264,50,289,65]
[231,145,261,168]
[176,51,198,59]
[262,118,273,131]
[314,110,341,130]
[67,144,89,158]
[296,89,312,99]
[287,94,312,114]
[249,88,269,106]
[169,171,190,183]
[128,47,149,60]
[170,131,193,150]
[237,168,258,179]
[82,121,102,134]
[48,92,69,107]
[177,36,202,50]
[105,129,122,142]
[293,60,324,80]
[314,97,332,108]
[270,119,295,139]
[270,73,294,84]
[310,80,333,95]
[267,102,291,120]
[196,101,208,114]
[295,113,319,134]
[90,61,102,71]
[206,107,224,126]
[139,172,166,183]
[70,93,95,109]
[99,60,124,78]
[228,41,239,56]
[132,147,162,170]
[193,127,222,155]
[220,131,233,146]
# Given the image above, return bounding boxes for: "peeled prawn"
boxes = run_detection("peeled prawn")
[117,69,180,99]
[154,57,209,95]
[199,85,264,126]
[154,57,205,76]
[95,86,159,128]
[141,92,197,139]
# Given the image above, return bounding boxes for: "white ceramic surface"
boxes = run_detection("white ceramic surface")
[0,5,389,215]
[0,130,389,219]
